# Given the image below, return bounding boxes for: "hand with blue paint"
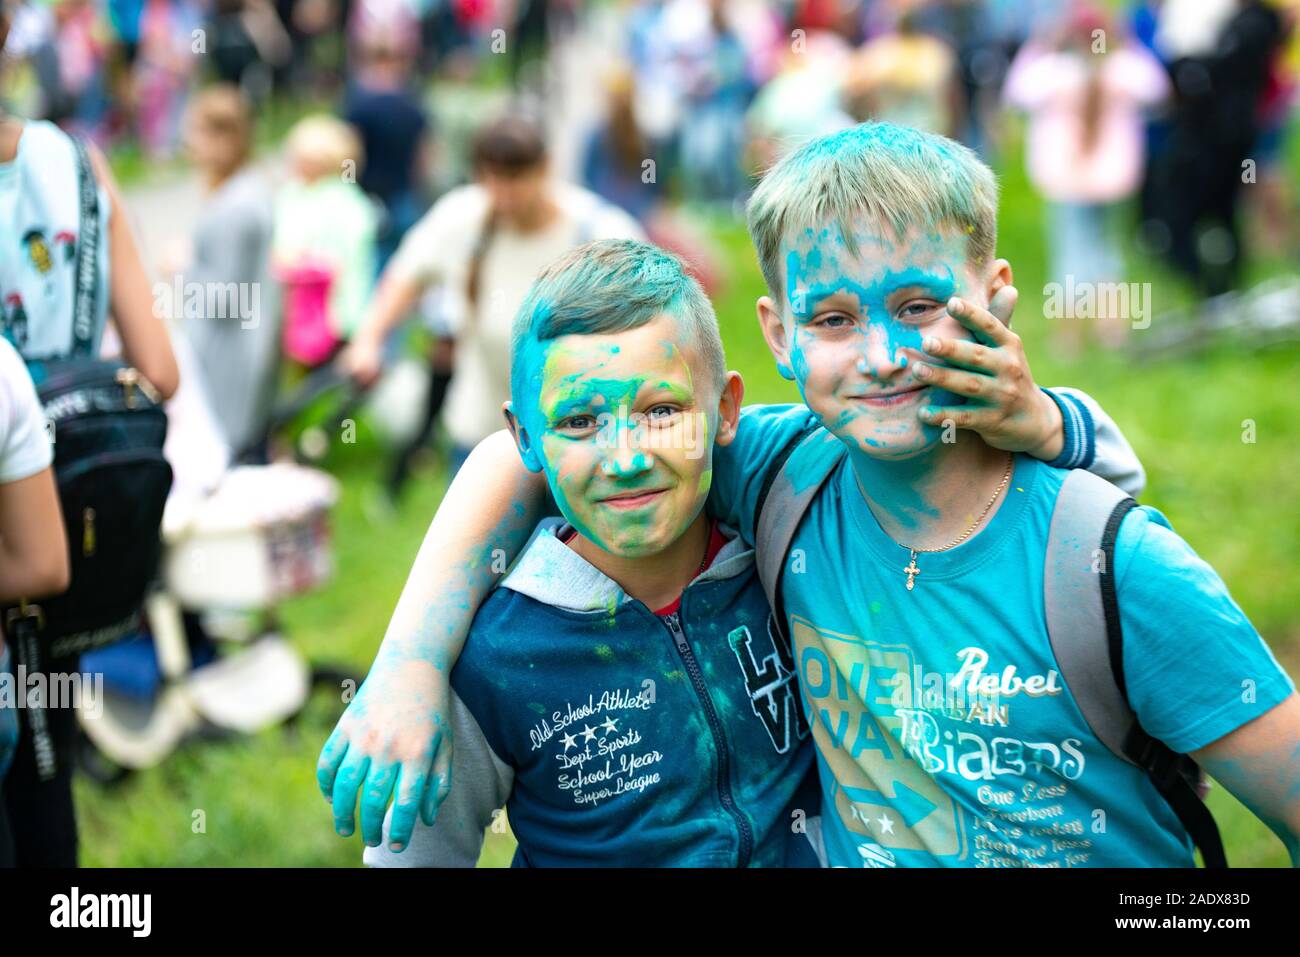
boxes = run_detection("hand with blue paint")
[913,284,1066,461]
[317,432,548,851]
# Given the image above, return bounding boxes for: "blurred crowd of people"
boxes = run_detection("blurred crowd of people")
[0,0,1294,493]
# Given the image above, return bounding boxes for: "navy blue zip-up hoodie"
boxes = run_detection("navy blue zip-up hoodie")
[366,520,818,867]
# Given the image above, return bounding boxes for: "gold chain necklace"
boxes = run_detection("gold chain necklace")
[900,454,1013,592]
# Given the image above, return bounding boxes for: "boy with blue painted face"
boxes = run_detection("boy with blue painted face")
[323,125,1297,867]
[704,122,1299,866]
[364,239,818,866]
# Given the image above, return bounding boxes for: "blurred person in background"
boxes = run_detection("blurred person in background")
[582,62,723,294]
[342,13,433,274]
[0,0,179,865]
[1243,0,1298,254]
[272,114,376,367]
[206,0,292,96]
[171,85,281,462]
[341,114,642,501]
[0,334,70,869]
[582,63,663,226]
[50,0,110,137]
[134,0,202,158]
[675,0,753,208]
[843,7,960,136]
[1004,3,1169,353]
[1147,0,1286,297]
[744,27,854,174]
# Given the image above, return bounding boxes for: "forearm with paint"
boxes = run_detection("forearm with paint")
[367,430,548,679]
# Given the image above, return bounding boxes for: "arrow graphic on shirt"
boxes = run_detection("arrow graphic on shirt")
[842,780,938,829]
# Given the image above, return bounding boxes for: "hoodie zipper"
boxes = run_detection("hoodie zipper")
[661,606,754,867]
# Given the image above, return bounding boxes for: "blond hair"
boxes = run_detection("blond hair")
[285,115,364,179]
[746,122,999,303]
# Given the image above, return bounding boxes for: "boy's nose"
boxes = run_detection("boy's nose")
[856,324,909,379]
[600,444,653,479]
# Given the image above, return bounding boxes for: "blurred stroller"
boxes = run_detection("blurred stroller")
[76,335,359,782]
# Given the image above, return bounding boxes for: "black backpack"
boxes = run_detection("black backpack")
[3,137,173,779]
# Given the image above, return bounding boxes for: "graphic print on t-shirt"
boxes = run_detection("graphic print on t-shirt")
[727,614,810,754]
[792,614,1103,867]
[528,686,665,809]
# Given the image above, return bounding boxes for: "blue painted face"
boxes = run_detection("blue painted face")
[508,313,717,558]
[778,214,984,460]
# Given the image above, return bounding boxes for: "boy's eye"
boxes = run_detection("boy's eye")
[556,414,599,433]
[646,404,679,423]
[898,301,942,322]
[813,312,854,329]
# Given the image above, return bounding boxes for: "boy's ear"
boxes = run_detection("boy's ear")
[986,258,1015,327]
[756,296,797,381]
[502,402,544,473]
[713,371,745,447]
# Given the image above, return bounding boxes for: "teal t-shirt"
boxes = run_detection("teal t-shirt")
[708,404,1295,868]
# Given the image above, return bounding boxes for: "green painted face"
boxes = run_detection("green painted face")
[512,313,717,558]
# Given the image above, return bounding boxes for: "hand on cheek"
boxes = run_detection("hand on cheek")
[910,286,1055,453]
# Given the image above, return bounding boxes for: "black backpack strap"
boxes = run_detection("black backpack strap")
[753,425,845,642]
[70,135,101,358]
[6,604,58,781]
[1046,469,1227,867]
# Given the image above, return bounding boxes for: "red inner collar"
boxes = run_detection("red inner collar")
[559,518,727,616]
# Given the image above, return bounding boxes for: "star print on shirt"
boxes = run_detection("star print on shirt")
[581,724,598,743]
[600,717,619,734]
[877,814,895,835]
[561,732,578,751]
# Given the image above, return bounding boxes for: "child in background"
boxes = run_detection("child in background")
[176,84,280,460]
[363,239,817,867]
[1004,5,1169,353]
[341,23,431,274]
[272,114,376,366]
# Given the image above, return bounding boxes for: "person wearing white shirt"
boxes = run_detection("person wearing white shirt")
[0,334,69,868]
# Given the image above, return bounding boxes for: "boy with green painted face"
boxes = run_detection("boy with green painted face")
[321,124,1145,859]
[363,239,819,866]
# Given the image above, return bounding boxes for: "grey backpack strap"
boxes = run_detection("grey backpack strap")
[1044,468,1135,760]
[1046,468,1227,867]
[754,427,845,637]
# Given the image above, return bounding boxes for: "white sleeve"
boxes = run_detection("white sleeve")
[363,691,514,868]
[1047,386,1146,498]
[385,187,482,289]
[592,203,646,242]
[0,339,52,483]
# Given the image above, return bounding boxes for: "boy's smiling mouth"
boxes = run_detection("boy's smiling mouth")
[848,383,929,407]
[599,487,670,509]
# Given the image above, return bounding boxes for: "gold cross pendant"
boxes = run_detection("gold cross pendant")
[904,551,920,591]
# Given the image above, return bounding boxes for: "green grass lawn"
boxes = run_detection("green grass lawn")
[78,125,1300,868]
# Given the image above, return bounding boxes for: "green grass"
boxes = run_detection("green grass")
[78,124,1300,868]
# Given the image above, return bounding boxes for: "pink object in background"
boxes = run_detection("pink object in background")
[276,259,338,367]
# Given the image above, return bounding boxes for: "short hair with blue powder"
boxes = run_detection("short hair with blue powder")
[511,239,726,402]
[746,122,1000,303]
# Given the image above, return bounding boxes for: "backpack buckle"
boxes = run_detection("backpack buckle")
[5,599,45,631]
